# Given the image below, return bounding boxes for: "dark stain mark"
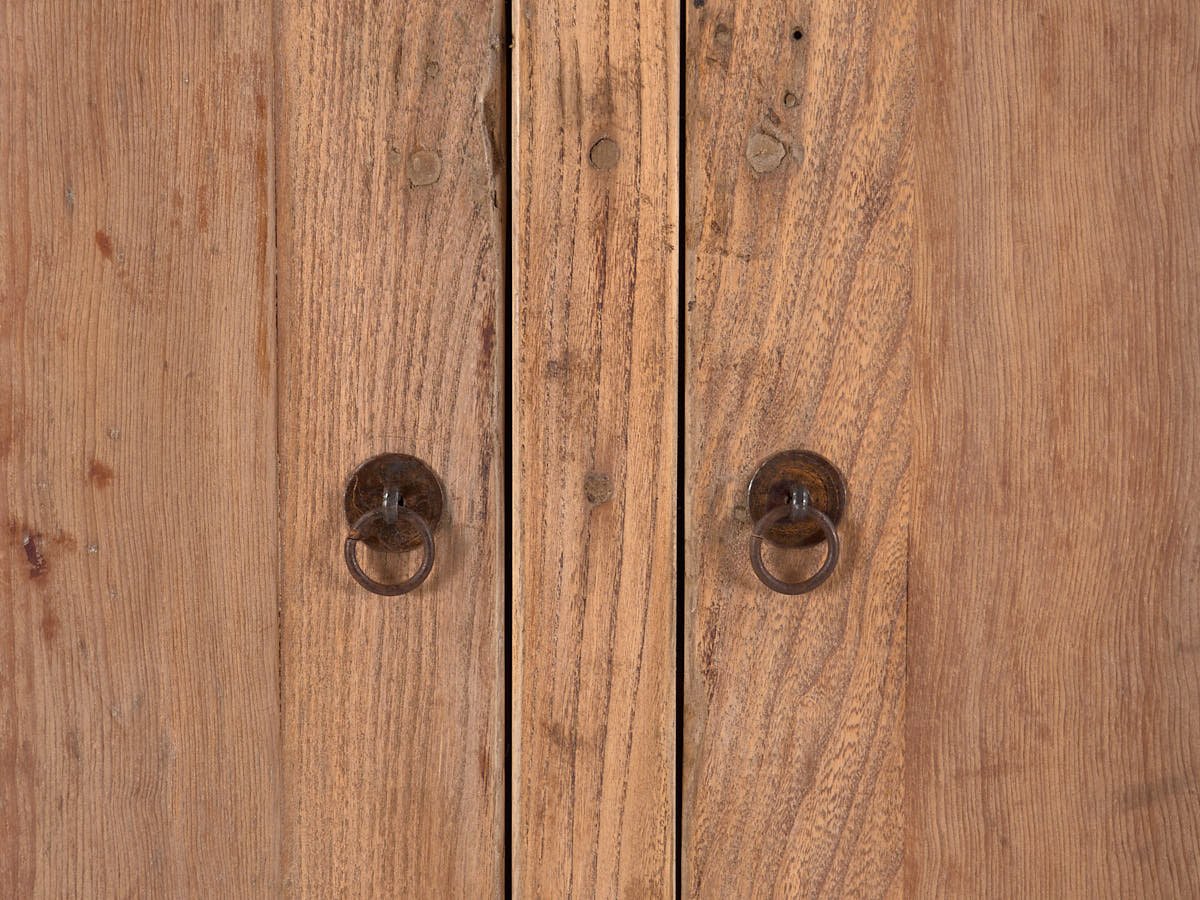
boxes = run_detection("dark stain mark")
[1119,776,1192,810]
[391,42,404,90]
[197,183,210,232]
[209,3,225,39]
[41,609,60,643]
[50,530,77,551]
[584,472,614,505]
[255,305,271,387]
[254,140,271,388]
[88,459,115,488]
[706,22,733,67]
[544,718,576,754]
[481,316,496,357]
[0,419,16,460]
[254,92,267,119]
[255,144,268,183]
[95,230,114,260]
[478,316,497,383]
[22,533,48,579]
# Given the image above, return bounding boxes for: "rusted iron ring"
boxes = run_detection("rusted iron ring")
[344,505,435,596]
[749,489,840,594]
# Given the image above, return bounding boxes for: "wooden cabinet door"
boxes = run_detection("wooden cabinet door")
[274,2,505,893]
[5,0,1198,897]
[682,1,1199,897]
[4,1,506,894]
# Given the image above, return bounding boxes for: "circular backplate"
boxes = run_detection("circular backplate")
[344,453,444,552]
[747,449,846,548]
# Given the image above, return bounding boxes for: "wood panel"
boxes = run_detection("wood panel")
[1,2,280,893]
[683,0,913,895]
[909,2,1200,895]
[275,1,506,894]
[512,0,678,894]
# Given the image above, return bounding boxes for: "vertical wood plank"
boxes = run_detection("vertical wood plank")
[513,0,678,894]
[909,2,1200,895]
[683,0,913,895]
[275,1,506,894]
[1,2,280,894]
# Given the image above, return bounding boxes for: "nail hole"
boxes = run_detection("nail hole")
[791,27,804,40]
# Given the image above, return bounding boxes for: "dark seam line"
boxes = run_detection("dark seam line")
[269,0,286,879]
[675,2,687,898]
[503,0,515,896]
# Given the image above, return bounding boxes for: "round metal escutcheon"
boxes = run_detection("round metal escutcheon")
[747,449,846,548]
[344,453,444,552]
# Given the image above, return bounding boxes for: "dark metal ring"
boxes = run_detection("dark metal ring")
[749,500,840,595]
[344,507,435,596]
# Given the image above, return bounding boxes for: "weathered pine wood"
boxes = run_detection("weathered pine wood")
[513,0,678,894]
[909,2,1200,895]
[275,2,506,894]
[1,2,280,893]
[683,0,914,895]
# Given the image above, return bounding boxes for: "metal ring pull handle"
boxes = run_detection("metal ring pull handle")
[749,488,840,594]
[343,453,444,596]
[344,493,436,595]
[746,449,847,595]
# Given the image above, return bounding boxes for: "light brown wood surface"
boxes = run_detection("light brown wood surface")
[683,0,914,895]
[8,2,1200,895]
[909,2,1200,896]
[512,0,678,894]
[2,2,280,893]
[274,1,506,894]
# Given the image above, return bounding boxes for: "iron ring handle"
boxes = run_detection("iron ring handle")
[344,506,436,596]
[749,497,840,594]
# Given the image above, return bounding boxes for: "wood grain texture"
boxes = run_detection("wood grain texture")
[909,2,1200,895]
[683,0,913,895]
[1,2,280,894]
[512,0,677,894]
[275,1,506,894]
